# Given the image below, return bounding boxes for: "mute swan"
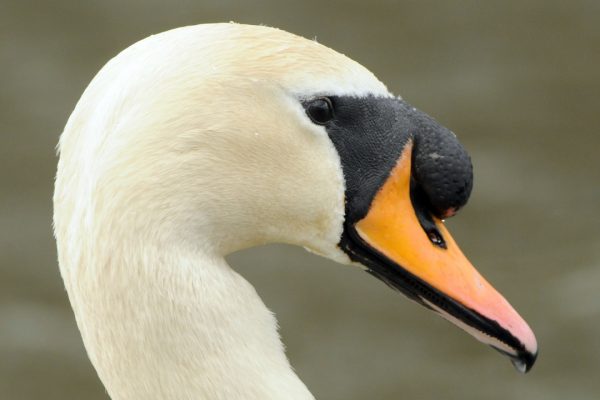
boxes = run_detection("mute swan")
[53,23,537,400]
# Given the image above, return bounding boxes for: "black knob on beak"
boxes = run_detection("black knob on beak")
[409,106,473,219]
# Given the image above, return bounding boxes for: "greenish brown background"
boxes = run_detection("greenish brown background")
[1,1,599,399]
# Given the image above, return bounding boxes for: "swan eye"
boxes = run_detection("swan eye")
[306,97,334,125]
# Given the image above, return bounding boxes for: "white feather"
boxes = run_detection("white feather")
[54,23,390,399]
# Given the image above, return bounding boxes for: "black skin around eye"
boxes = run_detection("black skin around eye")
[306,97,334,124]
[311,95,472,247]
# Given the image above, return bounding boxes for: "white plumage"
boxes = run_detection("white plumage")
[54,23,389,400]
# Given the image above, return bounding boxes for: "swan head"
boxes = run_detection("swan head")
[55,23,537,376]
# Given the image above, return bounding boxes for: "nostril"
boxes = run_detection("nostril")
[410,180,448,249]
[427,229,447,249]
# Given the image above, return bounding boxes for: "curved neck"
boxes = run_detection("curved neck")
[63,239,314,400]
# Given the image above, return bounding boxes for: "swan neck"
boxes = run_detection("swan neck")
[61,240,313,400]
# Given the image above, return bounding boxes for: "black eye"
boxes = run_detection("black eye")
[306,97,334,125]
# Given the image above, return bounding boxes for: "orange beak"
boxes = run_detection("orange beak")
[351,141,538,372]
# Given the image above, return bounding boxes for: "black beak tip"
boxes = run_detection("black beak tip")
[491,345,538,374]
[510,349,538,374]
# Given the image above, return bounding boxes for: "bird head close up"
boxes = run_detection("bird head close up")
[54,23,537,400]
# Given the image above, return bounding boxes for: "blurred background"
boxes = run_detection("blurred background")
[1,0,599,399]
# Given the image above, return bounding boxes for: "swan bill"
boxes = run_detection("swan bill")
[340,142,538,373]
[306,93,538,372]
